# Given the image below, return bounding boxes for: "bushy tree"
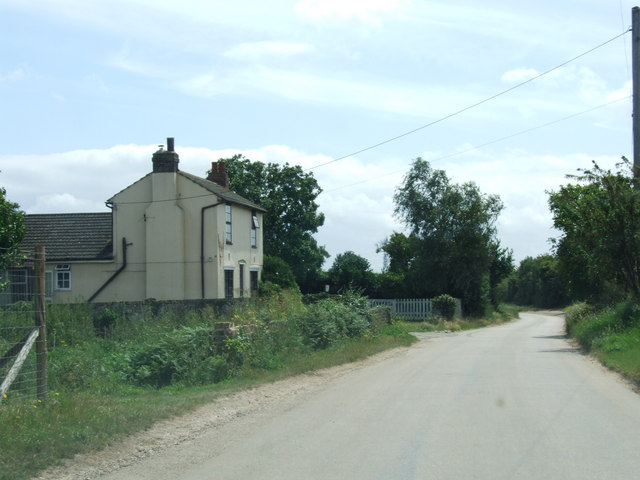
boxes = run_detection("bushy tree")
[548,158,640,302]
[0,187,25,270]
[393,158,505,316]
[377,232,415,274]
[488,240,514,308]
[261,255,299,290]
[328,251,374,294]
[212,155,328,292]
[503,255,569,308]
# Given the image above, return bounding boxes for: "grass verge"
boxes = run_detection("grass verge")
[0,322,415,480]
[399,303,523,332]
[566,301,640,385]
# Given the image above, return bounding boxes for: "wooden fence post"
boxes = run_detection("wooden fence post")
[34,246,47,400]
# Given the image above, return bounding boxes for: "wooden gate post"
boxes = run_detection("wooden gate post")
[34,246,47,400]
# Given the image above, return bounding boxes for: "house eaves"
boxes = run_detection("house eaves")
[179,171,267,212]
[21,213,114,262]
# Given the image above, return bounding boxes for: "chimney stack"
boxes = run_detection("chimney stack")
[152,137,179,173]
[207,161,229,188]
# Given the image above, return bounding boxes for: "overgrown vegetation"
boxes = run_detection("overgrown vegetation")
[565,301,640,384]
[400,303,521,332]
[498,254,570,309]
[0,291,415,480]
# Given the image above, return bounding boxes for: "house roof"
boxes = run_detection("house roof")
[178,171,267,212]
[22,213,113,262]
[106,170,267,212]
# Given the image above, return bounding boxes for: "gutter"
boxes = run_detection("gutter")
[88,237,130,303]
[201,201,224,299]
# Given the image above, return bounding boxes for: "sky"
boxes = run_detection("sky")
[0,0,636,272]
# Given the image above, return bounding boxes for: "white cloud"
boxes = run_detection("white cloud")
[606,80,632,102]
[0,67,37,85]
[501,68,539,84]
[0,142,626,271]
[296,0,406,24]
[224,41,313,60]
[106,49,167,78]
[30,193,104,213]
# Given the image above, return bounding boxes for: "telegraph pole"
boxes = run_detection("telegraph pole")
[633,6,640,178]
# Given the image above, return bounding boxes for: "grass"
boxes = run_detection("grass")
[0,385,237,480]
[592,328,640,381]
[0,297,518,480]
[566,301,640,385]
[0,301,415,480]
[398,303,523,333]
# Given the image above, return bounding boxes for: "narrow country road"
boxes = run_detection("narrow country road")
[97,312,640,479]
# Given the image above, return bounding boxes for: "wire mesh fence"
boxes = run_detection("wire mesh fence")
[0,248,47,403]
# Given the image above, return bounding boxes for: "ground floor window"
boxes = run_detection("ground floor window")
[239,264,245,298]
[250,269,259,294]
[55,264,71,290]
[224,269,234,299]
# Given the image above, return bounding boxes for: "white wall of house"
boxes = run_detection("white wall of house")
[45,261,117,303]
[20,142,264,305]
[84,170,264,303]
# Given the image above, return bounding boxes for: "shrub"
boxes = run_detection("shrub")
[93,307,118,337]
[124,325,224,388]
[432,294,457,320]
[617,300,640,330]
[49,340,124,393]
[565,302,597,333]
[298,299,370,350]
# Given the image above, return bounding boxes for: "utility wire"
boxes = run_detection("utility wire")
[321,95,632,194]
[306,29,631,172]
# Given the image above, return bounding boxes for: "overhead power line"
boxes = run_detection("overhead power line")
[321,95,632,194]
[306,29,631,172]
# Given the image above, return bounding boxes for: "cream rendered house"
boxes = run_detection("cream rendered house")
[16,138,265,304]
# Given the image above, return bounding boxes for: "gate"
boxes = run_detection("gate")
[369,298,462,320]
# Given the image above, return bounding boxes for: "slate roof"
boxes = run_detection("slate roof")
[22,213,113,262]
[106,170,266,212]
[178,171,266,212]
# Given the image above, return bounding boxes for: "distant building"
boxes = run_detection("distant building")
[5,138,265,303]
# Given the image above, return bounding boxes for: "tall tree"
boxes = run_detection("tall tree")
[212,155,328,291]
[0,187,25,271]
[376,232,415,274]
[503,255,569,308]
[393,158,504,315]
[328,251,374,294]
[488,240,514,308]
[548,158,640,301]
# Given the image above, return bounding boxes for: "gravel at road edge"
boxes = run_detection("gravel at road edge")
[33,346,411,480]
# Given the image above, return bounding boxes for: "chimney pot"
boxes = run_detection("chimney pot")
[207,160,229,187]
[152,137,179,173]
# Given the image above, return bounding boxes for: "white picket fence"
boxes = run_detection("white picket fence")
[369,298,461,319]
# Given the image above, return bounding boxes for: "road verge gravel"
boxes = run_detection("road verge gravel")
[34,346,411,480]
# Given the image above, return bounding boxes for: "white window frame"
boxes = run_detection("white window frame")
[55,264,71,291]
[225,204,233,244]
[224,267,234,299]
[251,212,258,248]
[45,270,53,301]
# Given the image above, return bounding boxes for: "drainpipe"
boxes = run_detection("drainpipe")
[201,202,224,299]
[88,237,130,303]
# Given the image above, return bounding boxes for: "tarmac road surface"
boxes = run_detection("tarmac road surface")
[100,312,640,480]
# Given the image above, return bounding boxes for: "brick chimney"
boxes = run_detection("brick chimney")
[207,161,229,188]
[152,137,179,173]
